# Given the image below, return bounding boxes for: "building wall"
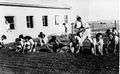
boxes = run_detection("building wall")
[0,6,71,43]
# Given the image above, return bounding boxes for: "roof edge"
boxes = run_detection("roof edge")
[0,2,71,10]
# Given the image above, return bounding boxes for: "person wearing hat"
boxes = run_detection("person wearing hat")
[38,32,46,46]
[14,38,23,52]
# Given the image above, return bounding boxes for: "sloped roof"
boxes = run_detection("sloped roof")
[0,0,71,9]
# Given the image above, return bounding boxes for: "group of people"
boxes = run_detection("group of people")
[0,16,119,55]
[12,32,47,53]
[69,16,119,55]
[8,32,65,53]
[14,34,36,53]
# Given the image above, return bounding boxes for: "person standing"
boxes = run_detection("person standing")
[74,16,94,53]
[74,16,83,34]
[63,23,68,34]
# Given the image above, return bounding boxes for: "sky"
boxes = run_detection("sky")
[89,0,119,21]
[59,0,119,21]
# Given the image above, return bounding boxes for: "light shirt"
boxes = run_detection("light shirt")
[20,40,24,46]
[39,38,44,46]
[0,39,2,43]
[29,39,34,45]
[75,21,82,28]
[0,39,7,44]
[75,19,90,29]
[113,30,118,36]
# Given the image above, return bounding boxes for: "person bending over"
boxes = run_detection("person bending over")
[47,36,63,53]
[23,36,35,53]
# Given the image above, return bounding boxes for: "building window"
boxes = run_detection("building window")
[64,15,68,23]
[26,16,33,28]
[5,16,15,30]
[55,15,59,25]
[42,16,48,27]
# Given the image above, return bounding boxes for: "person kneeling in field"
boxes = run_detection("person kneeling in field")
[23,36,36,53]
[0,35,7,49]
[69,34,78,53]
[73,32,82,53]
[106,32,119,54]
[38,32,46,46]
[93,33,104,55]
[112,27,119,37]
[47,36,65,53]
[14,38,24,52]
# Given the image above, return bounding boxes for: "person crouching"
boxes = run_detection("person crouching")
[23,36,35,53]
[106,32,119,54]
[93,33,104,55]
[14,38,23,52]
[47,36,63,53]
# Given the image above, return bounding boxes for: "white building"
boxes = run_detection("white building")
[0,0,72,43]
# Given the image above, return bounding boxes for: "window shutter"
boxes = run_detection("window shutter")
[26,16,33,28]
[45,16,48,26]
[43,16,48,26]
[26,16,30,28]
[30,16,33,28]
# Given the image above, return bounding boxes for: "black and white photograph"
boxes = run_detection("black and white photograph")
[0,0,119,74]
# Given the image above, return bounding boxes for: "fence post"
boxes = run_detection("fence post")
[71,23,74,34]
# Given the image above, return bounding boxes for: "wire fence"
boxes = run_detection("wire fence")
[89,20,119,37]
